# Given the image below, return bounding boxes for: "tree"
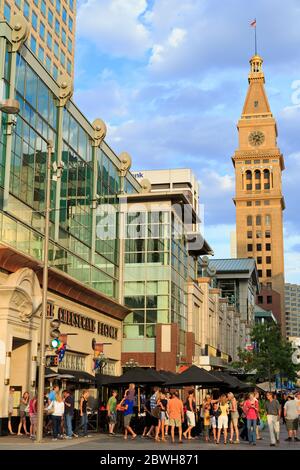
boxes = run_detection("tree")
[232,323,299,390]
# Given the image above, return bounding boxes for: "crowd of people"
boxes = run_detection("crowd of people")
[6,383,300,447]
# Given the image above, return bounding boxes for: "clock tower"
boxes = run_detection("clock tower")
[232,54,285,332]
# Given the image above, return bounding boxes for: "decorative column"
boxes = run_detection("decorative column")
[54,74,73,241]
[90,119,107,264]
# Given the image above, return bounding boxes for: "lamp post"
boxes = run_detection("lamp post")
[124,358,139,369]
[36,140,54,443]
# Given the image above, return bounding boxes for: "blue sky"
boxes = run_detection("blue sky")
[74,0,300,283]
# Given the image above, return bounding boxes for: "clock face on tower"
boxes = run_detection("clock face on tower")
[248,130,265,146]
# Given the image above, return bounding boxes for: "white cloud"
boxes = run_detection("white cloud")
[77,0,151,59]
[150,27,187,65]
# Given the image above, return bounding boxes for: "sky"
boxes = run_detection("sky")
[73,0,300,283]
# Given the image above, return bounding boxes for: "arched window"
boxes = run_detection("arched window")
[246,170,252,190]
[247,215,252,226]
[265,214,271,226]
[255,169,261,190]
[264,169,270,189]
[256,215,262,226]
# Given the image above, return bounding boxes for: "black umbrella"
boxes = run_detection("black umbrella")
[106,367,166,386]
[165,365,223,387]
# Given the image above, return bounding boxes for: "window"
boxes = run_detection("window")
[68,17,73,31]
[48,9,54,26]
[62,7,67,22]
[266,243,271,251]
[266,256,271,264]
[255,200,261,206]
[38,45,44,62]
[33,0,38,5]
[258,295,263,304]
[254,160,260,164]
[53,64,58,80]
[247,244,253,252]
[246,171,252,180]
[255,170,260,179]
[55,19,60,35]
[265,214,271,226]
[256,231,262,238]
[41,0,46,16]
[256,215,261,225]
[265,230,271,238]
[247,215,252,226]
[257,256,262,264]
[16,0,21,9]
[256,243,262,251]
[245,160,251,164]
[247,231,252,239]
[266,269,272,277]
[62,28,66,44]
[264,200,270,205]
[40,22,45,40]
[69,0,74,9]
[47,32,52,49]
[267,295,272,304]
[56,0,61,14]
[266,282,272,289]
[254,100,259,107]
[60,51,65,66]
[23,1,30,19]
[264,169,270,189]
[247,201,252,206]
[32,11,38,30]
[30,35,37,53]
[4,2,11,21]
[46,55,51,72]
[255,183,261,190]
[54,41,59,57]
[68,37,72,53]
[258,269,262,277]
[67,60,72,75]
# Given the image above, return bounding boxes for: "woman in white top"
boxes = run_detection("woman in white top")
[50,393,65,440]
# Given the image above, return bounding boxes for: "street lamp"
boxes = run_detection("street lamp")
[36,141,54,443]
[124,358,139,369]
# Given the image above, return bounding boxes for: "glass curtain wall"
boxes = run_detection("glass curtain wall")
[123,208,188,354]
[0,45,136,299]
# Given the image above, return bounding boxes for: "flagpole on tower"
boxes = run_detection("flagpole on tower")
[250,19,257,55]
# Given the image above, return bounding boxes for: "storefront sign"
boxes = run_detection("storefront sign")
[57,307,118,339]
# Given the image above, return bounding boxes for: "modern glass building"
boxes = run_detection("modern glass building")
[0,19,140,301]
[1,0,76,79]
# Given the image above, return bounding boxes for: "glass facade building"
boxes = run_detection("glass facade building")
[0,23,140,301]
[122,199,198,358]
[0,0,76,79]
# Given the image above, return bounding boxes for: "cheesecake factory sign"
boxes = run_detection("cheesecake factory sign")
[56,306,118,340]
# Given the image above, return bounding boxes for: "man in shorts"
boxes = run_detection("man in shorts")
[167,391,184,443]
[284,394,300,442]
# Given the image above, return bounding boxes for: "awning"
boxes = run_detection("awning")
[165,365,223,387]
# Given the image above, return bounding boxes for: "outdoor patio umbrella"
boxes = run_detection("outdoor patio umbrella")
[210,371,250,390]
[164,365,223,387]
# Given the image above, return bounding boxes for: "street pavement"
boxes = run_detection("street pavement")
[0,427,299,451]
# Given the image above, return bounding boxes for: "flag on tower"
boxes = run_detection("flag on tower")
[250,19,257,27]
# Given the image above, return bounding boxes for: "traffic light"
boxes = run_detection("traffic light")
[49,319,61,350]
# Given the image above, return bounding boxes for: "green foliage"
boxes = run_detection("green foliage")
[232,323,299,385]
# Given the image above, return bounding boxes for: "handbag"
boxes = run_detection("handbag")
[151,406,161,419]
[47,401,54,415]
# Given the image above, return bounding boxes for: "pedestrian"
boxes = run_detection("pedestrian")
[29,394,38,439]
[228,392,239,444]
[243,393,259,446]
[203,401,211,442]
[107,390,118,436]
[167,391,184,444]
[284,394,300,442]
[265,392,281,446]
[183,390,196,440]
[18,391,30,436]
[120,396,137,440]
[124,383,136,403]
[216,394,229,445]
[48,384,59,404]
[50,393,65,440]
[254,391,262,441]
[150,387,160,442]
[63,390,74,439]
[8,387,15,435]
[78,390,91,437]
[157,391,168,442]
[142,397,155,438]
[210,402,220,443]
